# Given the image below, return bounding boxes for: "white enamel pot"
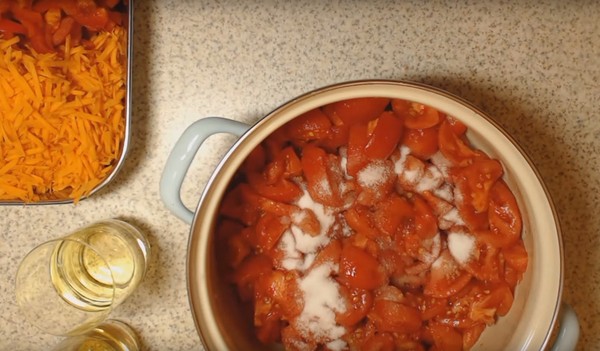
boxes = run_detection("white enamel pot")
[160,80,579,351]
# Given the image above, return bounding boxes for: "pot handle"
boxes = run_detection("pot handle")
[160,117,250,224]
[551,303,580,351]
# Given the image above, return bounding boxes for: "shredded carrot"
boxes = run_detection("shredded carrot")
[0,27,127,202]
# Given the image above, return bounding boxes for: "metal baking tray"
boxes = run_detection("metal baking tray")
[1,1,134,205]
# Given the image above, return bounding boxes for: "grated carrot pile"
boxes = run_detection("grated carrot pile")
[0,26,127,202]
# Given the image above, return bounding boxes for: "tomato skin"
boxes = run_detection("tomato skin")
[402,127,439,160]
[338,244,387,290]
[369,299,422,333]
[323,97,390,126]
[364,111,404,160]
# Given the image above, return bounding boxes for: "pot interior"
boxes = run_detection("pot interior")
[188,80,563,351]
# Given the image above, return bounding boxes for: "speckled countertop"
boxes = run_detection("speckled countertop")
[1,1,599,350]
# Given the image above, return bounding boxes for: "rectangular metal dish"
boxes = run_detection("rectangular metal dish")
[0,0,134,205]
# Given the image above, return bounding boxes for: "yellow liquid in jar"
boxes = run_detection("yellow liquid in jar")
[50,220,150,312]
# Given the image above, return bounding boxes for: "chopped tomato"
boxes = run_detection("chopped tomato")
[463,323,486,350]
[285,107,332,143]
[254,212,289,252]
[233,254,273,301]
[424,250,472,298]
[402,126,439,160]
[323,97,390,126]
[255,309,282,344]
[247,170,303,203]
[346,122,370,176]
[392,99,441,129]
[453,159,504,213]
[355,160,396,207]
[344,205,379,239]
[369,299,422,333]
[242,144,267,174]
[427,322,463,351]
[463,241,501,283]
[488,180,522,248]
[438,120,484,167]
[413,195,438,239]
[301,144,343,207]
[446,115,467,135]
[338,244,387,290]
[373,194,414,237]
[361,332,395,351]
[219,183,261,225]
[502,241,528,274]
[336,286,373,327]
[264,146,302,183]
[364,111,404,159]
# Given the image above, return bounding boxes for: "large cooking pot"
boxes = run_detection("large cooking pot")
[160,80,579,350]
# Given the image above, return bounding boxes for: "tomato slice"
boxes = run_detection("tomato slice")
[413,195,438,239]
[346,122,370,176]
[392,99,441,129]
[401,126,439,160]
[463,241,502,283]
[424,250,472,298]
[427,322,463,351]
[219,183,261,225]
[355,160,395,207]
[323,97,390,126]
[344,205,378,239]
[488,180,522,248]
[336,285,373,327]
[338,244,387,290]
[247,171,303,203]
[364,111,404,160]
[233,254,273,301]
[254,212,289,252]
[454,159,504,213]
[373,194,414,237]
[438,120,484,167]
[369,299,422,333]
[301,144,343,207]
[285,107,332,143]
[502,241,528,274]
[463,323,486,350]
[361,332,395,351]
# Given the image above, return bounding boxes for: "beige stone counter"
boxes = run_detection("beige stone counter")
[1,0,598,350]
